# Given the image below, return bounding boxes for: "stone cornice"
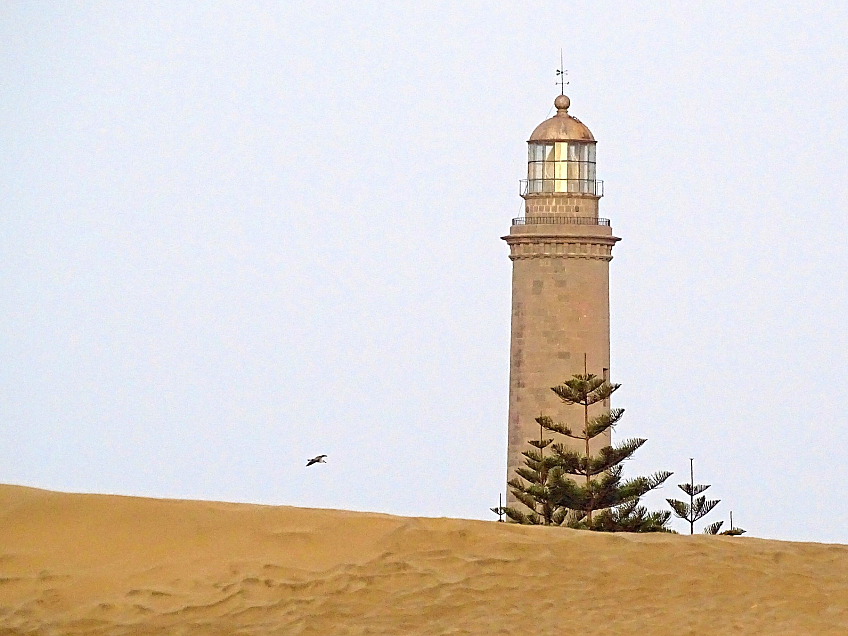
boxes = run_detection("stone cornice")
[501,233,620,261]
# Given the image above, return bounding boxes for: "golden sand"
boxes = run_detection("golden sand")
[0,484,845,635]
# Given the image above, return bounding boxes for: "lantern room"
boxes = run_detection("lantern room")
[524,95,601,196]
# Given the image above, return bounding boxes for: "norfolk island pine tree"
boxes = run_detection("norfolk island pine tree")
[505,367,672,531]
[666,458,720,535]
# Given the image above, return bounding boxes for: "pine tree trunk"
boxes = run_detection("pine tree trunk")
[689,458,694,535]
[584,398,591,524]
[540,418,547,525]
[583,355,591,525]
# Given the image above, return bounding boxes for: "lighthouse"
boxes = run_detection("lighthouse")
[502,93,620,503]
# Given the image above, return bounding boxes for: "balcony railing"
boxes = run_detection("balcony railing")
[520,179,604,197]
[512,216,610,226]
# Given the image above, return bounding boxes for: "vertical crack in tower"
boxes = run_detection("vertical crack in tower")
[502,94,620,505]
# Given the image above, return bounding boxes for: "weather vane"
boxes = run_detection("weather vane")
[556,49,569,95]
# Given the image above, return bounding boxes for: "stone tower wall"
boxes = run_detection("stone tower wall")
[503,196,619,505]
[524,196,599,218]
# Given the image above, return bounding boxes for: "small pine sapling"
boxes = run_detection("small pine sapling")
[667,458,720,534]
[490,493,506,522]
[704,510,746,536]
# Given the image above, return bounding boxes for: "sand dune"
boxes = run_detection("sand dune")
[0,484,845,635]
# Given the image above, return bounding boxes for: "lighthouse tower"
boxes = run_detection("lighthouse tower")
[502,94,620,503]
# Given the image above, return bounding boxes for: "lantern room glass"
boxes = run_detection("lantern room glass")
[527,141,596,194]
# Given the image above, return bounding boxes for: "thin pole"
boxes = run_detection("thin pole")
[556,51,569,95]
[560,49,564,95]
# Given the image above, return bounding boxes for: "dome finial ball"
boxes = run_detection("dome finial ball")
[554,94,570,112]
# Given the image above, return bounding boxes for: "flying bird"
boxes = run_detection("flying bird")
[306,454,327,467]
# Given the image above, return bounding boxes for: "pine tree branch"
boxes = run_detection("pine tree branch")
[588,501,673,533]
[548,445,587,474]
[551,507,567,525]
[646,470,673,490]
[585,439,647,475]
[514,491,539,511]
[565,508,588,529]
[587,381,621,406]
[514,468,541,484]
[521,448,543,463]
[679,483,710,497]
[691,497,720,521]
[667,498,692,521]
[527,438,555,449]
[542,419,580,438]
[550,374,607,406]
[603,472,666,506]
[704,521,724,535]
[585,409,624,438]
[547,476,587,511]
[503,507,529,524]
[507,477,527,493]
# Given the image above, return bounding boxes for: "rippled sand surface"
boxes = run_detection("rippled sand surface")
[0,484,846,635]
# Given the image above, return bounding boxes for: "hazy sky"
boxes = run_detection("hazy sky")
[2,2,847,543]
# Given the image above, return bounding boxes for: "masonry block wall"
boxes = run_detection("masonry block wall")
[502,193,619,506]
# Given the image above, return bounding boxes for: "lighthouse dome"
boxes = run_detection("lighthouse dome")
[529,94,595,142]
